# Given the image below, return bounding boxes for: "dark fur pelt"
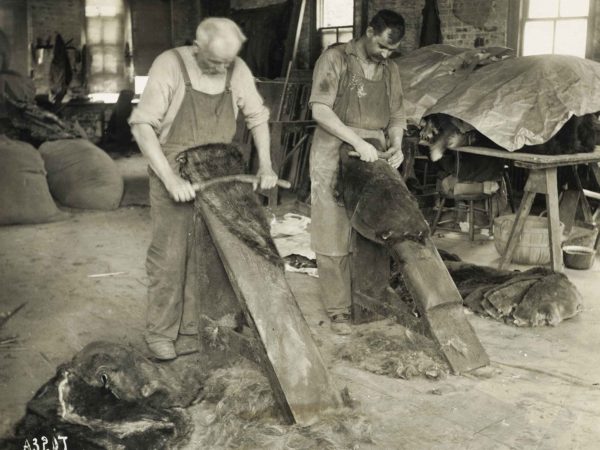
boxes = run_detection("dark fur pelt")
[421,112,600,157]
[335,139,430,246]
[177,143,283,267]
[442,260,582,327]
[4,341,198,449]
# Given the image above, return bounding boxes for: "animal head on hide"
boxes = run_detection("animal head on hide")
[419,114,468,162]
[69,341,189,407]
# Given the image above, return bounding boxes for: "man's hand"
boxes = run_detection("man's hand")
[164,174,196,202]
[384,145,404,169]
[353,140,379,162]
[255,165,278,190]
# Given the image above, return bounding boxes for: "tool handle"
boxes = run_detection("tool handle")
[348,150,390,160]
[193,175,291,191]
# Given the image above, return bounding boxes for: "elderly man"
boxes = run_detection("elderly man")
[309,10,407,334]
[130,18,277,360]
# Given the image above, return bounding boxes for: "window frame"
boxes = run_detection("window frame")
[514,0,596,58]
[316,0,354,48]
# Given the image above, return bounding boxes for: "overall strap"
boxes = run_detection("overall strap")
[224,60,235,92]
[173,49,192,88]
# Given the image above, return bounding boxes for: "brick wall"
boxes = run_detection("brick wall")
[29,0,85,48]
[438,0,509,48]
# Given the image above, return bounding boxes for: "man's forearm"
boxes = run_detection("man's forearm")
[388,126,404,149]
[131,123,175,183]
[250,122,272,169]
[311,103,364,148]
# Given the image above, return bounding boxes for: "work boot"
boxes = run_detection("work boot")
[175,335,199,356]
[330,313,352,335]
[147,340,177,361]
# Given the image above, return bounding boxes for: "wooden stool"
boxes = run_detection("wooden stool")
[431,191,494,241]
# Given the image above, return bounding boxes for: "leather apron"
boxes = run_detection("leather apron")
[310,53,391,256]
[145,49,236,343]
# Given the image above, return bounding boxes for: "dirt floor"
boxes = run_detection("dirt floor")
[1,154,600,449]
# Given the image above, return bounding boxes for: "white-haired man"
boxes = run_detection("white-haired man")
[130,18,277,360]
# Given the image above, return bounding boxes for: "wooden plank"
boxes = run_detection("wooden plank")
[198,200,340,424]
[390,239,489,374]
[544,169,564,272]
[452,145,600,167]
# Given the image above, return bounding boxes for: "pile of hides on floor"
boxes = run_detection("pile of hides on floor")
[333,319,449,380]
[3,342,373,450]
[443,260,583,327]
[3,341,203,449]
[391,251,583,327]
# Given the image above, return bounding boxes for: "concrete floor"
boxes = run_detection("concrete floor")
[1,155,600,448]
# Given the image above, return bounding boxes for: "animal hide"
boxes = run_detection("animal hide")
[177,143,283,266]
[49,34,72,105]
[421,112,600,161]
[444,261,582,326]
[7,341,199,449]
[335,139,430,246]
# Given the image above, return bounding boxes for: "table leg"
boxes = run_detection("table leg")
[498,190,536,270]
[544,168,564,272]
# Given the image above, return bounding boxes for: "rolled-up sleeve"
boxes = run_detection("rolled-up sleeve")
[309,48,343,108]
[232,58,269,130]
[128,51,177,132]
[388,64,407,130]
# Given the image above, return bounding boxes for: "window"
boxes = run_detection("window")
[317,0,354,50]
[85,0,132,95]
[521,0,591,58]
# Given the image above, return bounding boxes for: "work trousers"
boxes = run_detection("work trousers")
[316,253,352,317]
[145,171,199,344]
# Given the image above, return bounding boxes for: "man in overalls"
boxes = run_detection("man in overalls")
[309,10,407,334]
[129,18,277,360]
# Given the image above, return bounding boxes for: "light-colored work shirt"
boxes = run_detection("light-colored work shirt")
[129,46,269,144]
[309,40,407,131]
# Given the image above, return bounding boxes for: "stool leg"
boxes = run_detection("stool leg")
[431,196,446,235]
[488,196,495,236]
[468,200,475,241]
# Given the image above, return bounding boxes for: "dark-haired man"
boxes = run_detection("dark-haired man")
[309,10,407,334]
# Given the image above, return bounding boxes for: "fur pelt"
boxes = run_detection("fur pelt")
[177,143,283,267]
[444,261,582,326]
[420,112,600,160]
[6,341,198,449]
[335,139,430,246]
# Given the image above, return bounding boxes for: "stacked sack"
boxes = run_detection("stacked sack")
[1,136,124,226]
[0,135,64,225]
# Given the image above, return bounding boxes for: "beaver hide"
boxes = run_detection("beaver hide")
[7,341,198,449]
[335,139,430,246]
[177,143,282,267]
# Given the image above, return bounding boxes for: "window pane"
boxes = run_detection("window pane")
[554,19,588,57]
[320,0,353,27]
[102,17,122,45]
[522,20,554,55]
[528,0,558,18]
[559,0,589,17]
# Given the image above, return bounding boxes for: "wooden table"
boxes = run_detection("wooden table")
[452,145,600,272]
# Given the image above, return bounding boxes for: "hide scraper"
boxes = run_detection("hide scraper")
[191,174,291,192]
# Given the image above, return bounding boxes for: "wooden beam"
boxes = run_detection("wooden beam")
[197,198,341,424]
